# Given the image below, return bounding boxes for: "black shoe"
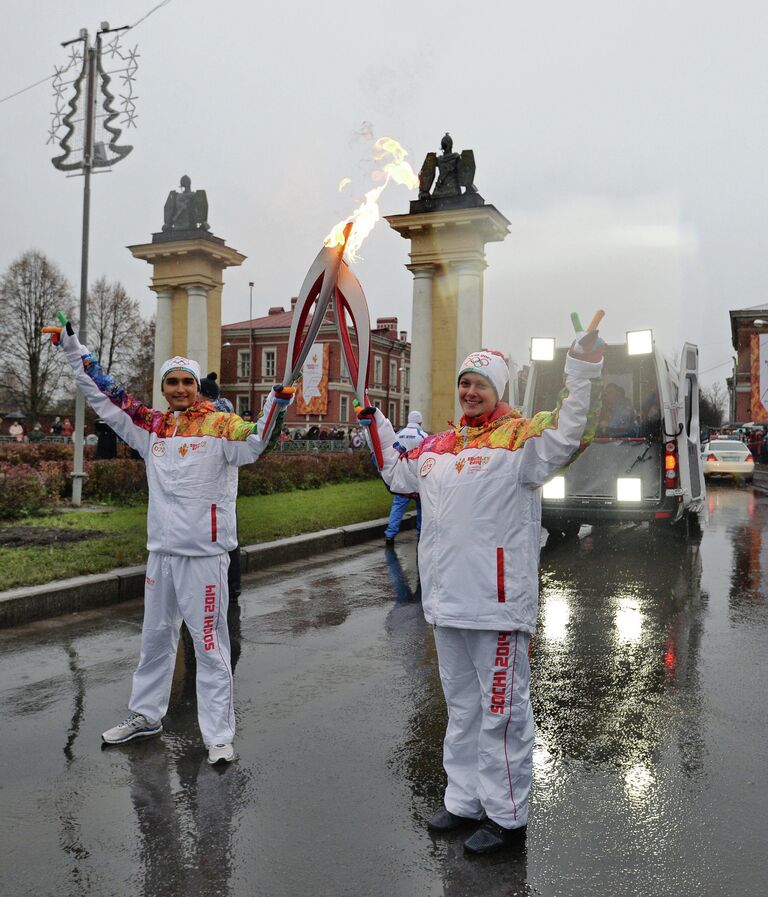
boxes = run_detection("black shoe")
[463,820,526,854]
[385,537,395,546]
[426,806,483,833]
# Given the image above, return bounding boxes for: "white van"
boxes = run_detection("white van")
[522,330,706,535]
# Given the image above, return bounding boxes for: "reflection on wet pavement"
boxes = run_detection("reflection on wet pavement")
[0,484,766,897]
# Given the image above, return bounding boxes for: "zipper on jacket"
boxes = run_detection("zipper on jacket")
[496,547,506,603]
[433,459,443,623]
[162,416,180,548]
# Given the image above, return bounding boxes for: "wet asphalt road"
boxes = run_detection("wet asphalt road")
[1,484,767,897]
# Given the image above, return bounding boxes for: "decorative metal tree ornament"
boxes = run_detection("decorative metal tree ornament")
[50,27,136,171]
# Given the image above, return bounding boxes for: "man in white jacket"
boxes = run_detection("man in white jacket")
[384,409,428,545]
[46,317,293,765]
[364,329,603,853]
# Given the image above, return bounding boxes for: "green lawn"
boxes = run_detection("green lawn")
[1,480,396,591]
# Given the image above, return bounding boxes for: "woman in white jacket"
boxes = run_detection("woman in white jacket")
[365,332,603,854]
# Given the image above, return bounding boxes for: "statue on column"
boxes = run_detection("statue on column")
[418,133,478,200]
[162,175,210,232]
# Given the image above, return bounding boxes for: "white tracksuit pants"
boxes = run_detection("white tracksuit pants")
[129,552,235,745]
[434,626,533,829]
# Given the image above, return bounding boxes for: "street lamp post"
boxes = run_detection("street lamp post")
[248,281,254,415]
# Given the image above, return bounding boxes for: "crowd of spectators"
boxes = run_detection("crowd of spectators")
[5,416,75,443]
[277,425,367,449]
[5,414,369,452]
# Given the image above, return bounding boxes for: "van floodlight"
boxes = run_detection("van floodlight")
[531,338,555,361]
[626,330,653,355]
[542,475,565,499]
[616,478,642,501]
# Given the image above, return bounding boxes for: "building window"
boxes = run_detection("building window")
[373,400,382,411]
[236,395,250,416]
[388,401,396,426]
[374,355,383,386]
[340,354,349,382]
[390,360,398,388]
[340,395,349,423]
[404,403,410,421]
[262,347,276,379]
[237,350,251,380]
[404,365,410,390]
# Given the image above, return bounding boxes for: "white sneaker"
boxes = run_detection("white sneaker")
[102,713,162,744]
[207,743,235,765]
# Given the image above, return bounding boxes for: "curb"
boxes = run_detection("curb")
[752,468,768,494]
[0,512,416,629]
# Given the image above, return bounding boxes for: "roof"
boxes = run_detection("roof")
[729,306,768,349]
[223,307,409,345]
[223,308,295,330]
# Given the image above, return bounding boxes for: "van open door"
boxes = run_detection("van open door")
[676,343,706,506]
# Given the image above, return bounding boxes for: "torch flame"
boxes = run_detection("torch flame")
[325,137,418,262]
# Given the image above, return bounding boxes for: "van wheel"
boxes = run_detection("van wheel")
[684,510,703,540]
[561,522,581,538]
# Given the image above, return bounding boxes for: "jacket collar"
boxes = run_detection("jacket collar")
[163,400,216,424]
[455,402,518,430]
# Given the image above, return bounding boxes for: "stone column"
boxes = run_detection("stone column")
[454,260,485,420]
[386,202,510,432]
[152,287,173,408]
[186,284,209,373]
[408,264,434,430]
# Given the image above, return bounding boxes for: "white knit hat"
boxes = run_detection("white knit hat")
[457,350,509,399]
[159,356,201,387]
[408,410,423,425]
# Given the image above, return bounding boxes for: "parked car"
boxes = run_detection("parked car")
[701,439,754,483]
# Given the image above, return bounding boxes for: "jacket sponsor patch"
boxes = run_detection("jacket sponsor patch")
[420,458,436,476]
[456,455,490,474]
[151,442,166,457]
[145,575,155,587]
[178,443,189,457]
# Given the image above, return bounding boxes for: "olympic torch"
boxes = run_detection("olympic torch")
[282,136,419,466]
[282,223,384,468]
[281,222,353,388]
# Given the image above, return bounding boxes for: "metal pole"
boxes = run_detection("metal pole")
[248,281,254,415]
[71,32,97,507]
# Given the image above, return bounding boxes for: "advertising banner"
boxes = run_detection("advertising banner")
[750,333,768,422]
[296,342,329,415]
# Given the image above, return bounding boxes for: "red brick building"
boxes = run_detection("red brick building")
[729,306,768,423]
[219,300,412,430]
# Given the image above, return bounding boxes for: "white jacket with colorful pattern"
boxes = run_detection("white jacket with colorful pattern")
[62,337,285,557]
[377,354,602,633]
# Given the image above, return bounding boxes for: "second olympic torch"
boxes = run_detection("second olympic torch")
[280,222,384,468]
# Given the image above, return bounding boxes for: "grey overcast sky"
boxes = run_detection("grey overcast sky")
[2,0,767,385]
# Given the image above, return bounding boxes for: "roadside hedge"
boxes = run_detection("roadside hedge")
[0,445,377,517]
[0,462,47,518]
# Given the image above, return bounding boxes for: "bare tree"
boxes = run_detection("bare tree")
[125,316,156,403]
[87,277,145,381]
[0,250,74,418]
[700,381,727,428]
